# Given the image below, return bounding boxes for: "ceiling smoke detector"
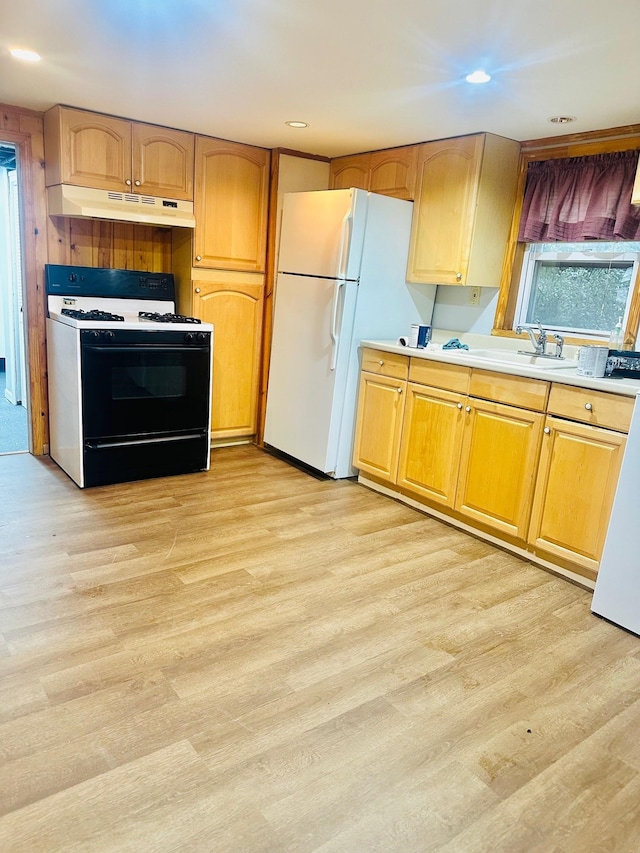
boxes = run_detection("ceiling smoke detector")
[548,116,577,124]
[285,121,308,129]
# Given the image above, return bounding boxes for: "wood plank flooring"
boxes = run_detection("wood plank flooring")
[1,446,639,852]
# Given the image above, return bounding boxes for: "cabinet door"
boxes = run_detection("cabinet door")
[455,398,544,539]
[407,135,483,285]
[48,107,132,191]
[194,137,270,272]
[397,383,465,507]
[132,123,194,200]
[353,372,406,482]
[329,153,371,191]
[528,417,626,573]
[369,146,417,200]
[194,280,264,439]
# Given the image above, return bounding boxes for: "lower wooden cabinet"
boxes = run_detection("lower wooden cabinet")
[398,385,543,539]
[455,399,544,539]
[352,372,406,482]
[193,280,264,441]
[353,353,634,580]
[528,417,626,573]
[397,383,465,507]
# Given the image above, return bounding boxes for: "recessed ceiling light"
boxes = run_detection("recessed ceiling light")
[285,121,308,129]
[465,70,491,84]
[548,115,576,124]
[10,47,41,62]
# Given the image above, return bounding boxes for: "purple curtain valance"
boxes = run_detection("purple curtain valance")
[518,150,640,242]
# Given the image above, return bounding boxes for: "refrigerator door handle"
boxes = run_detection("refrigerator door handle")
[329,279,345,370]
[337,210,352,280]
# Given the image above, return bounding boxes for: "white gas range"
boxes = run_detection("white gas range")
[45,265,213,488]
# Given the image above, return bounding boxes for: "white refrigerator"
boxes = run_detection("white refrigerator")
[591,391,640,635]
[264,188,435,478]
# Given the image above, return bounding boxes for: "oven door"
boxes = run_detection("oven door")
[81,337,211,440]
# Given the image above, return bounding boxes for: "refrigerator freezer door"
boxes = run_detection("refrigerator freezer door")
[277,189,367,281]
[264,273,357,475]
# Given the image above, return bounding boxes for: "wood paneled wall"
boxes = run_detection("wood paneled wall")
[0,103,49,455]
[47,219,173,272]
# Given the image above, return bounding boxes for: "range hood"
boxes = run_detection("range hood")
[47,184,196,228]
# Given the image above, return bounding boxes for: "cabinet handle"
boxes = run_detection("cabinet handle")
[379,360,384,366]
[465,405,471,413]
[585,402,593,411]
[195,287,201,294]
[125,179,132,186]
[134,180,141,187]
[397,387,403,394]
[457,403,463,409]
[544,427,551,434]
[195,255,202,262]
[456,273,462,282]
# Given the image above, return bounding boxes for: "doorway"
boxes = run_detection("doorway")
[0,143,29,454]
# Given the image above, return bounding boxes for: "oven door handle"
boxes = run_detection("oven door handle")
[83,345,209,354]
[85,433,204,449]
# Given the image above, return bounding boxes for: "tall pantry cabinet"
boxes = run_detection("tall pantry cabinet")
[176,137,270,443]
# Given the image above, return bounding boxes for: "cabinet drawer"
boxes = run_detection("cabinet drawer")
[470,370,549,411]
[361,348,409,379]
[548,384,634,433]
[409,358,470,393]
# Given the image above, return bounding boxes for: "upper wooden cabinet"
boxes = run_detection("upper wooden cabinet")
[194,137,270,272]
[329,146,417,199]
[406,133,520,287]
[369,147,417,200]
[44,106,195,200]
[329,153,371,191]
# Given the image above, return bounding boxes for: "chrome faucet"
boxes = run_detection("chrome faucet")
[516,321,547,355]
[515,321,565,359]
[553,333,564,359]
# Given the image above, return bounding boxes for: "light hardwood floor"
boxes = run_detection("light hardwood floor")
[1,446,639,852]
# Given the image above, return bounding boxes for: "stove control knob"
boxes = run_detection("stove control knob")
[90,331,101,341]
[104,330,115,341]
[185,332,195,343]
[197,332,208,343]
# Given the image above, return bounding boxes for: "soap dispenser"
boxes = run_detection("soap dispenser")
[609,317,624,350]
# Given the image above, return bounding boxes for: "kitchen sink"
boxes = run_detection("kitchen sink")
[464,349,576,370]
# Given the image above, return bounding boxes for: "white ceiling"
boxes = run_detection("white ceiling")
[2,0,640,158]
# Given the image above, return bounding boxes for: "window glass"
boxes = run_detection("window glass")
[515,242,640,338]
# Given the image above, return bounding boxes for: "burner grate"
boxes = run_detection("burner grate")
[138,311,201,324]
[61,308,125,322]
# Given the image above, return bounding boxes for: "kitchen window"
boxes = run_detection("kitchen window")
[494,135,640,345]
[514,241,640,339]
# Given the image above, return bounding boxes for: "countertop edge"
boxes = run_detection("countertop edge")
[360,340,640,397]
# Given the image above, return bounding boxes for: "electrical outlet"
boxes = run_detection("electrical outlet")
[470,287,481,306]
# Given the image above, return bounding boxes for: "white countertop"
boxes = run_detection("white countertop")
[361,338,640,397]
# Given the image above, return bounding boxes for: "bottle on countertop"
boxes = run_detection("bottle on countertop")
[609,316,624,350]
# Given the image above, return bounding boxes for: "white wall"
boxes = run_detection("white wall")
[0,167,10,358]
[431,285,499,335]
[275,154,330,251]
